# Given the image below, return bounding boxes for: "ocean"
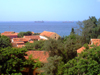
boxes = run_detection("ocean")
[0,21,78,37]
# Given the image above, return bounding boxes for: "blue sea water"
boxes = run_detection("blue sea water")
[0,21,78,37]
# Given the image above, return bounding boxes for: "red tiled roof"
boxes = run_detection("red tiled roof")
[24,35,40,40]
[90,39,100,46]
[1,31,18,36]
[77,46,85,53]
[29,41,34,43]
[15,42,25,44]
[77,44,93,54]
[11,41,25,48]
[12,38,29,42]
[40,31,55,37]
[25,51,49,63]
[2,31,15,34]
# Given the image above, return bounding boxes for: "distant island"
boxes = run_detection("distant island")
[63,21,74,23]
[34,21,44,23]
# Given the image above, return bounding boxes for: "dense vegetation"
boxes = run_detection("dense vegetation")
[64,46,100,75]
[25,40,44,50]
[0,35,11,48]
[0,47,41,75]
[77,16,100,44]
[18,31,32,37]
[39,16,100,75]
[1,16,100,75]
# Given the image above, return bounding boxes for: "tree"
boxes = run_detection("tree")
[70,28,75,35]
[18,32,25,38]
[40,55,64,75]
[0,47,40,75]
[64,46,100,75]
[77,16,100,44]
[43,39,67,62]
[33,33,40,35]
[43,37,82,63]
[0,35,11,48]
[23,55,41,75]
[25,40,45,50]
[18,31,32,37]
[26,31,32,35]
[0,47,27,74]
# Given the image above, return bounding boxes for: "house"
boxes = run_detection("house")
[40,31,60,40]
[11,38,31,48]
[1,31,18,39]
[23,35,40,41]
[77,39,100,54]
[25,51,49,63]
[89,39,100,46]
[39,35,48,40]
[77,46,86,53]
[22,51,49,75]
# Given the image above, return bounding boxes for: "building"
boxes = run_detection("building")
[40,31,60,40]
[77,39,100,54]
[22,51,49,75]
[1,31,18,39]
[89,39,100,46]
[11,38,32,48]
[77,46,86,53]
[23,35,40,41]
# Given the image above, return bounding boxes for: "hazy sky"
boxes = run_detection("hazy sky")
[0,0,100,21]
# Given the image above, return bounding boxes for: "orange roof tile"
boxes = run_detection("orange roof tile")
[90,39,100,46]
[29,41,34,43]
[15,42,25,44]
[3,31,15,34]
[25,51,49,63]
[77,46,85,53]
[40,31,55,37]
[12,38,29,42]
[24,35,40,40]
[1,31,18,36]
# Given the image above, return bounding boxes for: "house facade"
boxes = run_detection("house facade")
[1,31,18,39]
[11,38,31,48]
[40,31,60,40]
[89,39,100,46]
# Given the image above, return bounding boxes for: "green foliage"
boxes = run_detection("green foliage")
[43,35,82,63]
[97,35,100,38]
[43,39,67,63]
[40,55,64,75]
[18,31,32,37]
[23,55,41,75]
[24,43,35,50]
[25,40,45,50]
[64,46,100,75]
[0,35,11,48]
[0,47,41,75]
[70,28,75,35]
[83,43,89,49]
[33,33,40,35]
[0,47,27,74]
[26,31,32,35]
[11,73,22,75]
[77,16,100,44]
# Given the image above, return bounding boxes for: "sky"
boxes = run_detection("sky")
[0,0,100,21]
